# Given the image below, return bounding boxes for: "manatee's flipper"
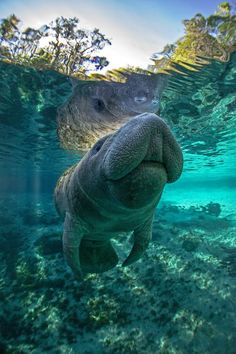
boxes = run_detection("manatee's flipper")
[122,216,153,267]
[79,239,118,273]
[63,212,84,277]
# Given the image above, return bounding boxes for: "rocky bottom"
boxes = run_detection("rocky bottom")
[0,194,236,354]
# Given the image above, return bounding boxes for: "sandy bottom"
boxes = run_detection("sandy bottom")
[0,193,235,354]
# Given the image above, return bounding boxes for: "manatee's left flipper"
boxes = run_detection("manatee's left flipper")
[63,212,84,278]
[79,239,119,274]
[122,216,153,267]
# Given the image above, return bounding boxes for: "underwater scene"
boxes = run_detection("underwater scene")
[0,5,236,354]
[0,53,235,353]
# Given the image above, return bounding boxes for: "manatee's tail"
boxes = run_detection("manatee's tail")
[79,239,118,273]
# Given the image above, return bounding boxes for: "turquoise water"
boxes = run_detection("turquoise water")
[0,55,235,353]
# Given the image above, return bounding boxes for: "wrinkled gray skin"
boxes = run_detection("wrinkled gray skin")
[54,113,183,277]
[57,73,166,151]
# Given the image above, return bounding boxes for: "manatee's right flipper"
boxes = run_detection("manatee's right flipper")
[63,212,84,278]
[79,239,119,274]
[122,216,153,267]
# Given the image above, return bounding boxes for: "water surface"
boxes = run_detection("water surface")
[0,55,235,353]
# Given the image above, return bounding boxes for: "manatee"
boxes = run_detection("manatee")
[57,73,166,151]
[54,113,183,277]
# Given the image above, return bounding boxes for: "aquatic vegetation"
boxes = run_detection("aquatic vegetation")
[87,295,120,328]
[15,258,38,285]
[182,236,200,252]
[220,245,236,276]
[0,198,235,353]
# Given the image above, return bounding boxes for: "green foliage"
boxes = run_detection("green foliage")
[151,2,236,71]
[0,15,111,77]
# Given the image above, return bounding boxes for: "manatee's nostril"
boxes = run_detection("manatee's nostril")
[95,145,102,152]
[92,135,109,155]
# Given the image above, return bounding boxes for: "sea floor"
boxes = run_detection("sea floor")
[0,193,236,354]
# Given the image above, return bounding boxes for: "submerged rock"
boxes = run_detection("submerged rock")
[205,202,221,217]
[182,238,200,252]
[34,233,63,256]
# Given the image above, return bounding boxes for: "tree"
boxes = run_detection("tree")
[0,15,111,77]
[150,2,236,71]
[207,2,236,48]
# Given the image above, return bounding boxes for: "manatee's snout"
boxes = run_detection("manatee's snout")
[104,113,183,183]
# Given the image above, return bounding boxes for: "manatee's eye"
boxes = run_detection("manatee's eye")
[93,98,105,112]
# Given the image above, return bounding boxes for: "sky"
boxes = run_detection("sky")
[0,0,226,71]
